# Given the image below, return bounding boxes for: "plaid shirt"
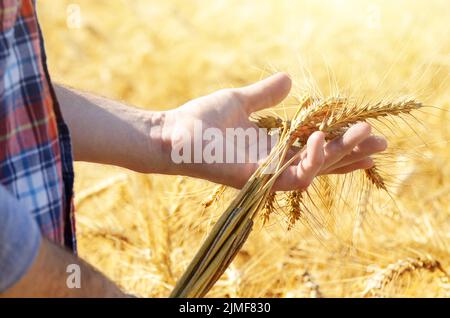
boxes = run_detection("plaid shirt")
[0,0,75,251]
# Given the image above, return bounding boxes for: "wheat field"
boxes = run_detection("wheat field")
[37,0,449,297]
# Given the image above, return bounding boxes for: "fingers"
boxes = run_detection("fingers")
[301,131,326,180]
[272,123,388,191]
[322,135,386,173]
[238,73,292,114]
[322,122,372,170]
[326,157,374,174]
[274,131,325,191]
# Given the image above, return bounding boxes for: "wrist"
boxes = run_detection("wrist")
[139,109,175,174]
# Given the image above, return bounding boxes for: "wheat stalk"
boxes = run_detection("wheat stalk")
[299,94,314,109]
[364,166,387,191]
[202,185,226,209]
[171,96,422,298]
[287,190,303,230]
[262,192,276,224]
[251,115,284,129]
[362,256,449,297]
[291,98,421,144]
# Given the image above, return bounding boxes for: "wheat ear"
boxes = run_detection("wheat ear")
[363,256,449,297]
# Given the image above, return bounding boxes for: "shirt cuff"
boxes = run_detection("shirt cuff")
[0,186,42,292]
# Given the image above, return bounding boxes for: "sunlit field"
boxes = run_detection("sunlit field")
[38,0,449,297]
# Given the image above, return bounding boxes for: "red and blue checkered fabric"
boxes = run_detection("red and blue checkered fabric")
[0,0,75,251]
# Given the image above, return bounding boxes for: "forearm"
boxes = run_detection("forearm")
[1,238,126,298]
[54,84,171,173]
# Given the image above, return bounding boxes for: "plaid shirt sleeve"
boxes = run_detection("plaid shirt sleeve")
[0,184,41,292]
[1,0,76,252]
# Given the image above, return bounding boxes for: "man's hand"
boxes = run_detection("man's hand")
[56,73,387,191]
[161,73,387,191]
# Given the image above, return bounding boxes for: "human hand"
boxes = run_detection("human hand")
[162,73,387,191]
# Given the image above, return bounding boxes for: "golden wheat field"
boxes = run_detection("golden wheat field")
[37,0,449,297]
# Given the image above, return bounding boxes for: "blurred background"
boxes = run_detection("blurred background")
[37,0,449,297]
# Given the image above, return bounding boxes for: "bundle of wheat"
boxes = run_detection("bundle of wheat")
[170,95,423,298]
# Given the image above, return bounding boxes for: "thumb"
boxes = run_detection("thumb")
[238,72,292,114]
